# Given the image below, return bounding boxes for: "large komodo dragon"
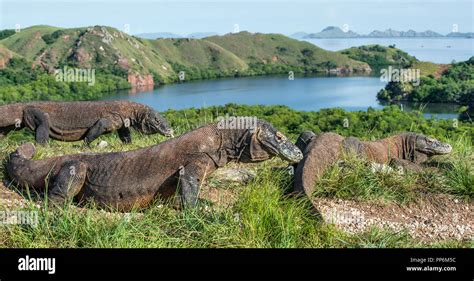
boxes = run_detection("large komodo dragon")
[0,101,174,144]
[6,119,303,211]
[294,132,452,198]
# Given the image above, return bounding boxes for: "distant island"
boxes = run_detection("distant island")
[135,32,183,39]
[127,27,474,40]
[135,32,218,39]
[292,26,474,39]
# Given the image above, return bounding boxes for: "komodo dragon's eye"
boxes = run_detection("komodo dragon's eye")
[275,132,286,142]
[423,138,436,147]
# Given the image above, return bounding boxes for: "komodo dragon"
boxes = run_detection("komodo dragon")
[0,101,174,144]
[294,132,452,198]
[6,119,303,210]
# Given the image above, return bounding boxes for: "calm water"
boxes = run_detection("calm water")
[104,39,470,119]
[105,75,460,119]
[305,38,473,64]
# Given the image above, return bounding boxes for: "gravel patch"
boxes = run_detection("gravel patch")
[312,194,473,241]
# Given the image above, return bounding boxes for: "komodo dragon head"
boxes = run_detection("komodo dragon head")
[397,132,452,164]
[408,133,452,156]
[138,110,174,137]
[238,120,303,164]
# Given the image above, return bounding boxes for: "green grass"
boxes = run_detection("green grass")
[0,160,471,249]
[0,166,459,249]
[412,61,448,77]
[1,166,470,248]
[0,105,472,248]
[437,135,474,199]
[313,154,420,204]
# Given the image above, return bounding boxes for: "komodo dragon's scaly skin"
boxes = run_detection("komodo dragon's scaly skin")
[6,119,303,211]
[293,132,345,197]
[294,132,452,198]
[0,101,173,144]
[341,132,452,169]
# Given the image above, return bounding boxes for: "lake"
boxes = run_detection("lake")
[304,38,473,64]
[105,75,460,119]
[104,38,470,119]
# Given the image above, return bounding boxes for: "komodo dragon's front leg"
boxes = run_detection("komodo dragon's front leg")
[85,117,132,145]
[118,127,132,144]
[48,160,88,205]
[23,107,51,144]
[178,156,217,208]
[84,118,122,145]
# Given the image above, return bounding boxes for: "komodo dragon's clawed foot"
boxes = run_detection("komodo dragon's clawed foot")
[118,127,132,144]
[178,157,217,209]
[48,160,87,205]
[84,118,111,145]
[178,165,201,208]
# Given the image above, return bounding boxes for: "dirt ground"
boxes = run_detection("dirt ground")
[312,194,473,241]
[0,183,34,211]
[202,168,474,242]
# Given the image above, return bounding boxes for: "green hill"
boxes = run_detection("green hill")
[0,26,377,104]
[149,38,249,81]
[0,44,14,68]
[0,25,61,61]
[339,44,417,68]
[1,26,175,82]
[206,32,370,73]
[410,61,450,78]
[1,26,371,86]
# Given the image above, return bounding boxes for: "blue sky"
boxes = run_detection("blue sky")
[1,0,473,35]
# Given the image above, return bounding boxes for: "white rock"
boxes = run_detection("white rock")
[97,141,108,148]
